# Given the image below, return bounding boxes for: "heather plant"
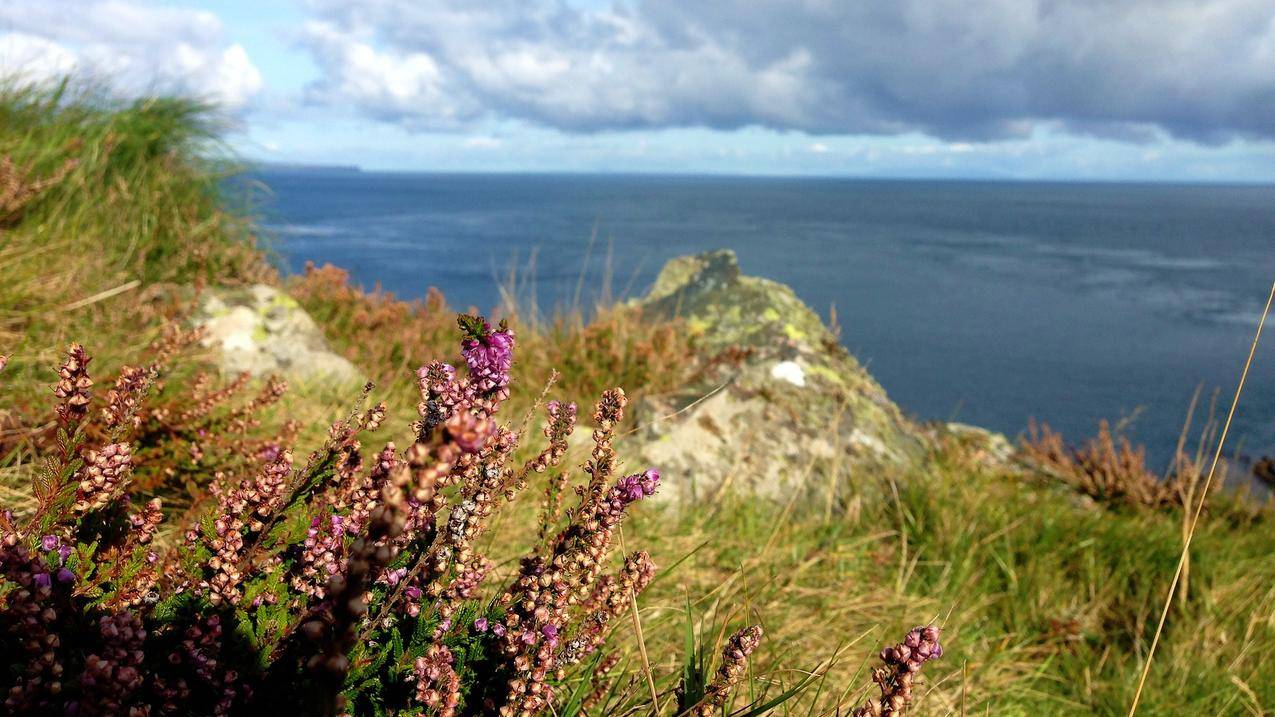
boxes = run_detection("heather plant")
[686,624,764,717]
[12,322,292,520]
[287,262,704,425]
[0,314,685,716]
[1021,419,1219,510]
[852,626,943,717]
[121,364,294,504]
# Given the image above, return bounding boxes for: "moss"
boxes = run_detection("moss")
[805,363,848,387]
[270,293,300,310]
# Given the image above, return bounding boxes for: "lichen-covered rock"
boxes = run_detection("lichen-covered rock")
[629,250,928,503]
[934,422,1017,470]
[195,285,361,383]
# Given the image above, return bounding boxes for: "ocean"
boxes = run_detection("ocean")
[248,170,1275,481]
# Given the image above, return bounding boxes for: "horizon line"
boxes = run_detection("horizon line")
[244,161,1275,188]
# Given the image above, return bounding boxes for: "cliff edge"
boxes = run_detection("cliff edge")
[629,250,930,503]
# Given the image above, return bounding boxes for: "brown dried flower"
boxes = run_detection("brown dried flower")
[693,625,765,717]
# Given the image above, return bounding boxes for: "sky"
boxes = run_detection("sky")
[3,0,1275,180]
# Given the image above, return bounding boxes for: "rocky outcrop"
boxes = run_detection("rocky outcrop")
[195,285,361,383]
[628,250,930,503]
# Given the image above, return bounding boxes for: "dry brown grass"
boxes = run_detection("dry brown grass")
[0,153,78,227]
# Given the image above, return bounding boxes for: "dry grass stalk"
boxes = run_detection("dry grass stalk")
[0,154,78,228]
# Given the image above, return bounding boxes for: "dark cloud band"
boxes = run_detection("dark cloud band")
[298,0,1275,143]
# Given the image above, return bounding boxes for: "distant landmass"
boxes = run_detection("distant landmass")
[249,161,362,175]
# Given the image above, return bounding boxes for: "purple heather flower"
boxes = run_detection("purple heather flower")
[461,320,515,394]
[56,567,75,583]
[259,443,283,463]
[34,572,52,588]
[146,550,159,563]
[617,468,661,502]
[520,630,537,645]
[474,617,489,632]
[541,623,560,647]
[384,567,408,586]
[405,586,423,600]
[491,623,506,637]
[40,535,60,552]
[545,400,577,421]
[58,545,72,561]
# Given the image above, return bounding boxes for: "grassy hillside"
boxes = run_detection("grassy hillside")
[1,86,1273,716]
[0,81,270,417]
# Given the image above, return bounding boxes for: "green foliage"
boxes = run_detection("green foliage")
[676,603,712,715]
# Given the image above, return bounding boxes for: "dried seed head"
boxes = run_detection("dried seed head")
[53,343,93,428]
[853,625,943,717]
[693,625,764,717]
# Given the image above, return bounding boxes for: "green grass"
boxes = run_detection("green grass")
[0,79,270,418]
[593,443,1275,715]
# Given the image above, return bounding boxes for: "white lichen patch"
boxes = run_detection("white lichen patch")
[771,360,806,387]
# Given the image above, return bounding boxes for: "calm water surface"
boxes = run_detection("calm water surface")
[248,170,1275,478]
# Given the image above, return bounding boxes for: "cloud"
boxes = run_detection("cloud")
[295,0,1275,142]
[299,19,472,127]
[0,1,263,108]
[462,135,503,150]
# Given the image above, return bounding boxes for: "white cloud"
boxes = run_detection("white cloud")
[0,32,80,83]
[0,1,263,108]
[297,0,830,133]
[300,20,470,126]
[293,0,1275,143]
[462,135,503,150]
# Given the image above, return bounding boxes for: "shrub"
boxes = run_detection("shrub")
[1021,420,1216,510]
[287,262,704,423]
[0,314,680,716]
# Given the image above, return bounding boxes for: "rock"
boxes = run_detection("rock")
[628,250,928,503]
[936,422,1017,469]
[194,285,362,384]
